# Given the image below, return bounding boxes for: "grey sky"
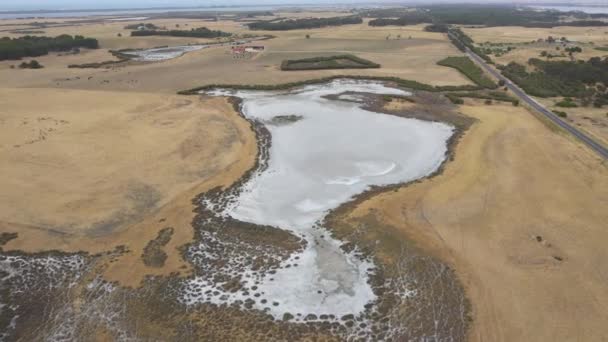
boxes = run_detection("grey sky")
[0,0,604,11]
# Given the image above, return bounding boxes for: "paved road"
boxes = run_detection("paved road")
[464,47,608,159]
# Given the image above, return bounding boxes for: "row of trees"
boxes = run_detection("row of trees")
[281,55,380,71]
[424,23,449,33]
[447,28,493,64]
[363,5,608,28]
[248,16,362,31]
[437,56,497,89]
[0,35,98,61]
[369,12,431,27]
[130,27,231,38]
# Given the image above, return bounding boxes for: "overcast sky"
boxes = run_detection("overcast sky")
[0,0,605,11]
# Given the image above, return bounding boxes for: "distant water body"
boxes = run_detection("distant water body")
[0,6,280,19]
[529,5,608,14]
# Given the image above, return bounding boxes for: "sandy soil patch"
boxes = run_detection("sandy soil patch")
[340,102,608,341]
[0,89,257,285]
[383,97,417,111]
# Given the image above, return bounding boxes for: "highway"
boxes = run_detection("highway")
[464,46,608,159]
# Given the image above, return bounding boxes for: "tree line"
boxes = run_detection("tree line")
[437,56,497,89]
[363,5,608,28]
[130,27,231,38]
[248,16,362,31]
[0,35,98,61]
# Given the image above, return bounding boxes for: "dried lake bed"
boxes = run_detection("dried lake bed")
[0,79,469,341]
[120,44,211,61]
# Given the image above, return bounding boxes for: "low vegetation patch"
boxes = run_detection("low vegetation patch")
[142,227,174,268]
[556,98,579,108]
[130,27,231,38]
[281,55,380,71]
[68,50,131,68]
[554,110,568,118]
[18,60,43,69]
[0,34,98,61]
[438,56,497,88]
[248,15,362,31]
[268,115,304,125]
[178,75,485,95]
[0,232,18,246]
[446,90,519,105]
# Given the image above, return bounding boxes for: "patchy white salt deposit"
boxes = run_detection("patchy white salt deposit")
[187,79,454,320]
[122,45,210,61]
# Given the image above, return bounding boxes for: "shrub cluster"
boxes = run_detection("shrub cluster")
[18,60,43,69]
[556,98,578,108]
[501,57,608,101]
[0,35,98,60]
[445,90,519,105]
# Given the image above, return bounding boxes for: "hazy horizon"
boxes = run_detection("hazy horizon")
[2,0,607,12]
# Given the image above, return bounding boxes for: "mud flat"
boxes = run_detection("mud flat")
[121,44,211,61]
[0,80,470,341]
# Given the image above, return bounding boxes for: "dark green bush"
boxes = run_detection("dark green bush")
[556,99,578,107]
[18,59,43,69]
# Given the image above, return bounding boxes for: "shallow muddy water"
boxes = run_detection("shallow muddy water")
[186,80,454,319]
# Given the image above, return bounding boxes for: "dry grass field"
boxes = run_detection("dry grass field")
[463,25,608,45]
[0,88,257,284]
[1,11,608,341]
[0,20,470,91]
[535,97,608,148]
[461,25,608,146]
[346,102,608,341]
